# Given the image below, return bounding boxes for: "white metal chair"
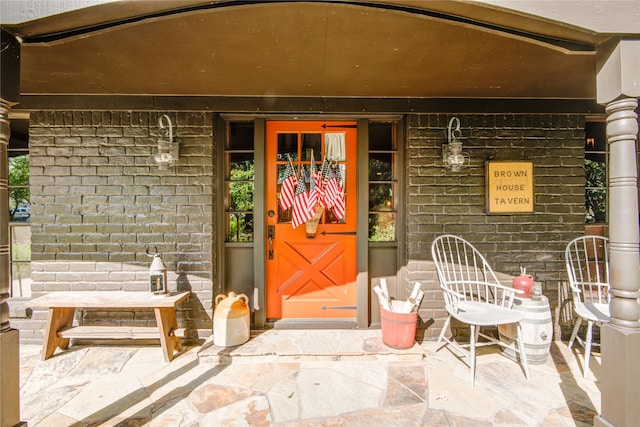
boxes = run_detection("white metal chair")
[431,234,530,388]
[565,235,610,378]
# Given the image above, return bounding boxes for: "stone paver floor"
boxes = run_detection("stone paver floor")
[18,330,602,426]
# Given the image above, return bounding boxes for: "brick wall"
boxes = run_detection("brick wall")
[16,111,214,344]
[404,113,586,339]
[12,111,587,344]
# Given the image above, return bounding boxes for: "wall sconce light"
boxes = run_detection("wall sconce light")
[154,114,178,170]
[442,117,470,172]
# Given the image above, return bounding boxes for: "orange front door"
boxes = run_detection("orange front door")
[266,121,357,320]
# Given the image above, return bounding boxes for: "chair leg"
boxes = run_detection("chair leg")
[568,317,582,349]
[583,320,594,378]
[470,324,477,388]
[516,323,530,380]
[435,315,451,353]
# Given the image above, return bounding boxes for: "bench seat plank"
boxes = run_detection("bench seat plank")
[58,326,161,340]
[30,291,190,308]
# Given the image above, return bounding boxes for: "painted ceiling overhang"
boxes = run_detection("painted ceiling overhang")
[1,0,619,99]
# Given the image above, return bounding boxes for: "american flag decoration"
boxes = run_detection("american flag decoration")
[308,150,321,208]
[324,165,339,210]
[316,158,327,209]
[331,164,346,220]
[283,152,347,229]
[291,166,315,228]
[279,155,297,211]
[318,157,330,207]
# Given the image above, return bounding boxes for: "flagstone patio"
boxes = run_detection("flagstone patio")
[19,329,601,426]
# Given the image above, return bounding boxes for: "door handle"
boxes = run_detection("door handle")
[268,226,275,260]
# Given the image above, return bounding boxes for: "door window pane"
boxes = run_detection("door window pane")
[228,182,254,211]
[229,153,254,180]
[369,153,393,181]
[325,196,346,224]
[228,122,254,150]
[277,133,298,161]
[278,205,293,223]
[369,213,395,242]
[277,163,290,187]
[585,185,607,223]
[10,224,31,298]
[227,213,254,242]
[301,133,322,160]
[9,154,30,222]
[369,184,394,211]
[369,122,394,151]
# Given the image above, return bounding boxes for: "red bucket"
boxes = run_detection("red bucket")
[380,306,418,349]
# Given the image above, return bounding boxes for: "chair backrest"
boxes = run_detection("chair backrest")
[431,234,513,310]
[565,235,610,304]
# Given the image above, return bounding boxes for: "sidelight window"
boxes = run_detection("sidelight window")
[584,121,607,224]
[225,122,255,242]
[8,123,31,298]
[368,122,397,241]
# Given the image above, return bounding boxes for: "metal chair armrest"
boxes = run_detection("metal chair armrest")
[441,280,523,308]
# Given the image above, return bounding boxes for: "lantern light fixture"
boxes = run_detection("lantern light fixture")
[442,117,470,172]
[154,114,179,170]
[147,246,168,295]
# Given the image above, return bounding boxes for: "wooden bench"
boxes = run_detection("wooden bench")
[30,291,190,362]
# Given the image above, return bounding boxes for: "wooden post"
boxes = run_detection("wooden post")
[0,96,24,426]
[594,39,640,427]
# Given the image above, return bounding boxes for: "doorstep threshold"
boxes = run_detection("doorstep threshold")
[197,329,425,364]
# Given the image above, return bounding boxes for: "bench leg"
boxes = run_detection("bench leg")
[42,307,76,360]
[154,307,182,362]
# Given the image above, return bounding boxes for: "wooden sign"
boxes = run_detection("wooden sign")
[486,161,534,214]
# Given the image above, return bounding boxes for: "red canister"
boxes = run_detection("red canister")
[513,268,534,298]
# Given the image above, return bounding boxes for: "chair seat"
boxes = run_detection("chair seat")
[574,302,610,323]
[454,301,524,326]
